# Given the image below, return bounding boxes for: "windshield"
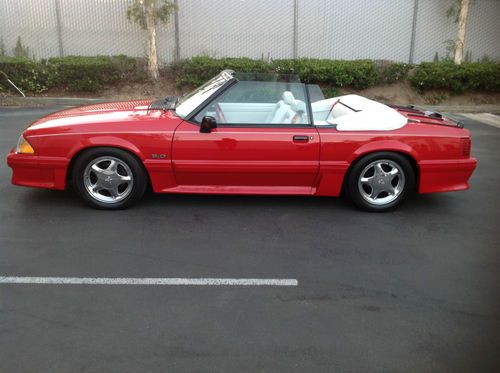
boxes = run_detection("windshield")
[175,70,234,119]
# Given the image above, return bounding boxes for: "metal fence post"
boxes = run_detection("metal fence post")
[54,0,64,57]
[409,0,419,64]
[293,0,298,59]
[174,0,180,61]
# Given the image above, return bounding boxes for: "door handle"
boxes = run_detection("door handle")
[293,135,310,143]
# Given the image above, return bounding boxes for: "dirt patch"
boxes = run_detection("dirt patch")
[345,81,500,106]
[2,79,500,107]
[45,79,180,100]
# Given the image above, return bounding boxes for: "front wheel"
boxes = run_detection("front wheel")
[347,152,415,212]
[72,148,147,209]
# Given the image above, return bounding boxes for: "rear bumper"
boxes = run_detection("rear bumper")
[418,157,477,194]
[6,151,69,190]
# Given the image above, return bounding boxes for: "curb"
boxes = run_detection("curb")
[424,104,500,114]
[0,96,114,108]
[1,96,500,114]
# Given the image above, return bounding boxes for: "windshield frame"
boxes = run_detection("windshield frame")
[175,70,235,119]
[190,79,314,126]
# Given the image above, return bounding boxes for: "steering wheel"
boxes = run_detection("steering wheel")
[215,103,226,123]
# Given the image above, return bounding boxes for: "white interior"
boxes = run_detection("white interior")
[312,94,408,131]
[216,91,307,124]
[201,91,405,129]
[218,102,276,123]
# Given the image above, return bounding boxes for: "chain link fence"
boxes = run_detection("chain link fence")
[0,0,499,64]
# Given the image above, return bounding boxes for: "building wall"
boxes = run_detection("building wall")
[0,0,499,63]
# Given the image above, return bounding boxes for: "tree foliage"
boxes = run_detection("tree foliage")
[13,36,30,59]
[126,0,176,80]
[446,0,463,22]
[0,39,6,56]
[126,0,176,30]
[446,0,472,64]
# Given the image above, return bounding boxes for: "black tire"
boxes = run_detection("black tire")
[346,152,415,212]
[72,147,147,210]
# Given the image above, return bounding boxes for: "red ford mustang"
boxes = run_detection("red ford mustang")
[6,70,476,211]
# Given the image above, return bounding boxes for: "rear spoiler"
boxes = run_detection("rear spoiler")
[388,104,465,128]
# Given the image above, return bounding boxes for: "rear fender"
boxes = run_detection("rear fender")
[349,140,419,163]
[315,139,419,197]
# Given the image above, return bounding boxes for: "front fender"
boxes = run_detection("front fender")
[23,131,173,191]
[66,135,146,161]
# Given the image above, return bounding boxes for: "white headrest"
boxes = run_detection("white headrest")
[291,99,306,113]
[282,91,294,105]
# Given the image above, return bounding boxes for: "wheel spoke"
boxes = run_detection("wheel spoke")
[369,184,380,199]
[83,156,135,204]
[360,176,374,186]
[375,163,384,176]
[385,184,396,196]
[91,164,105,174]
[91,183,101,193]
[118,175,132,182]
[388,167,399,181]
[357,159,406,206]
[107,160,118,172]
[108,186,120,198]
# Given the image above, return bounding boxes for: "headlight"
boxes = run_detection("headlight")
[16,135,35,154]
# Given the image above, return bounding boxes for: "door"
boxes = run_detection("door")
[171,80,320,193]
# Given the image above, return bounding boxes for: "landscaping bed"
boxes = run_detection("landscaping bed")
[1,55,499,106]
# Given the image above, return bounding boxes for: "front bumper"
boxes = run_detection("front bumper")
[6,151,69,190]
[418,157,477,194]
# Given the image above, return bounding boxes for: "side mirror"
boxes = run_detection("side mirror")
[200,116,217,133]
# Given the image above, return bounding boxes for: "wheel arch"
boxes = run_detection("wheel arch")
[66,145,151,188]
[342,148,419,193]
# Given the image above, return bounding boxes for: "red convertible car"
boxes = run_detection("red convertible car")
[7,70,476,211]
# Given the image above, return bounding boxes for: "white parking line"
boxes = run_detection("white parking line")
[0,276,298,286]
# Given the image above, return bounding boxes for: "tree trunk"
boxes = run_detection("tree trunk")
[146,1,159,80]
[454,0,470,65]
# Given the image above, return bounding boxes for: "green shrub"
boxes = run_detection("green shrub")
[0,56,49,93]
[409,61,500,92]
[172,57,380,90]
[378,62,412,84]
[47,55,146,92]
[321,86,339,98]
[272,58,379,89]
[0,55,146,93]
[2,54,499,95]
[170,55,274,88]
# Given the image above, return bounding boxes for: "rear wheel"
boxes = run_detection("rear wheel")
[72,148,147,209]
[347,152,414,212]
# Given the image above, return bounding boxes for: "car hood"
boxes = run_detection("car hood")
[26,99,164,132]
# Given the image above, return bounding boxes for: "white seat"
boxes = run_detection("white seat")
[267,91,295,123]
[289,99,307,124]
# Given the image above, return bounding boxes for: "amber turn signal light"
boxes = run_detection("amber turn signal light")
[16,135,35,154]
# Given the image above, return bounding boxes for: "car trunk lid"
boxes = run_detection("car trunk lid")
[389,104,464,128]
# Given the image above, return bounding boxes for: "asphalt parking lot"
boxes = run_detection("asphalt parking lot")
[0,106,499,372]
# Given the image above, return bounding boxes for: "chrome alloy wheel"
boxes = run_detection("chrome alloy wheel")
[83,156,134,204]
[357,159,405,206]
